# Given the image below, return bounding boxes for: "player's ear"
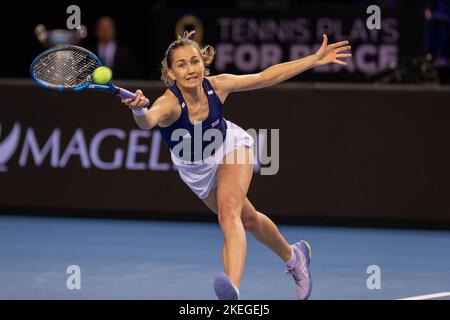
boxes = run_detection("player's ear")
[167,69,176,81]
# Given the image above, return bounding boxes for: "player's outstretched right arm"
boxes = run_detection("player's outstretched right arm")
[122,90,173,130]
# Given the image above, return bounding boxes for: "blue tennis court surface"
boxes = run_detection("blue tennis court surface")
[0,215,449,300]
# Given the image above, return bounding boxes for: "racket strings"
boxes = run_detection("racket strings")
[54,51,96,86]
[36,51,87,85]
[33,49,100,88]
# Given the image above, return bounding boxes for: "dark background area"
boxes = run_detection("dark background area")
[1,0,446,82]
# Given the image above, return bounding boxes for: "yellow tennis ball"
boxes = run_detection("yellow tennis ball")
[92,66,112,84]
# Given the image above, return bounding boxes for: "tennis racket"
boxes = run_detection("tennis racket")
[30,45,149,106]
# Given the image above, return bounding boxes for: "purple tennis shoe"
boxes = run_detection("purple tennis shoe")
[213,272,240,300]
[285,240,312,300]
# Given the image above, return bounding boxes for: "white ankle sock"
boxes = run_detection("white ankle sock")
[286,247,297,269]
[233,285,240,297]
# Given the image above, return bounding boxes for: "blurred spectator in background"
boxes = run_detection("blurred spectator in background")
[93,16,138,79]
[425,0,450,67]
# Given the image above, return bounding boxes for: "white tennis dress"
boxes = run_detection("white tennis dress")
[171,119,254,199]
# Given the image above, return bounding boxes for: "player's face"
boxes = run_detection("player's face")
[170,45,205,88]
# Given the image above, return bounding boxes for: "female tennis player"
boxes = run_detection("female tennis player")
[122,31,351,300]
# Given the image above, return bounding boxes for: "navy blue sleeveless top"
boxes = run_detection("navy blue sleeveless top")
[158,78,227,161]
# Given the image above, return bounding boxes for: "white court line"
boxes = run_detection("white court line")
[398,292,450,300]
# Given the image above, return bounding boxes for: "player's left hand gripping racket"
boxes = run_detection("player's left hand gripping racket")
[30,45,149,106]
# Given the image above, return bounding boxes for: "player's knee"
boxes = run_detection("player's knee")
[242,210,260,232]
[218,199,242,225]
[242,216,257,232]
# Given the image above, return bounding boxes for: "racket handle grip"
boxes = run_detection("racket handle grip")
[116,87,150,107]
